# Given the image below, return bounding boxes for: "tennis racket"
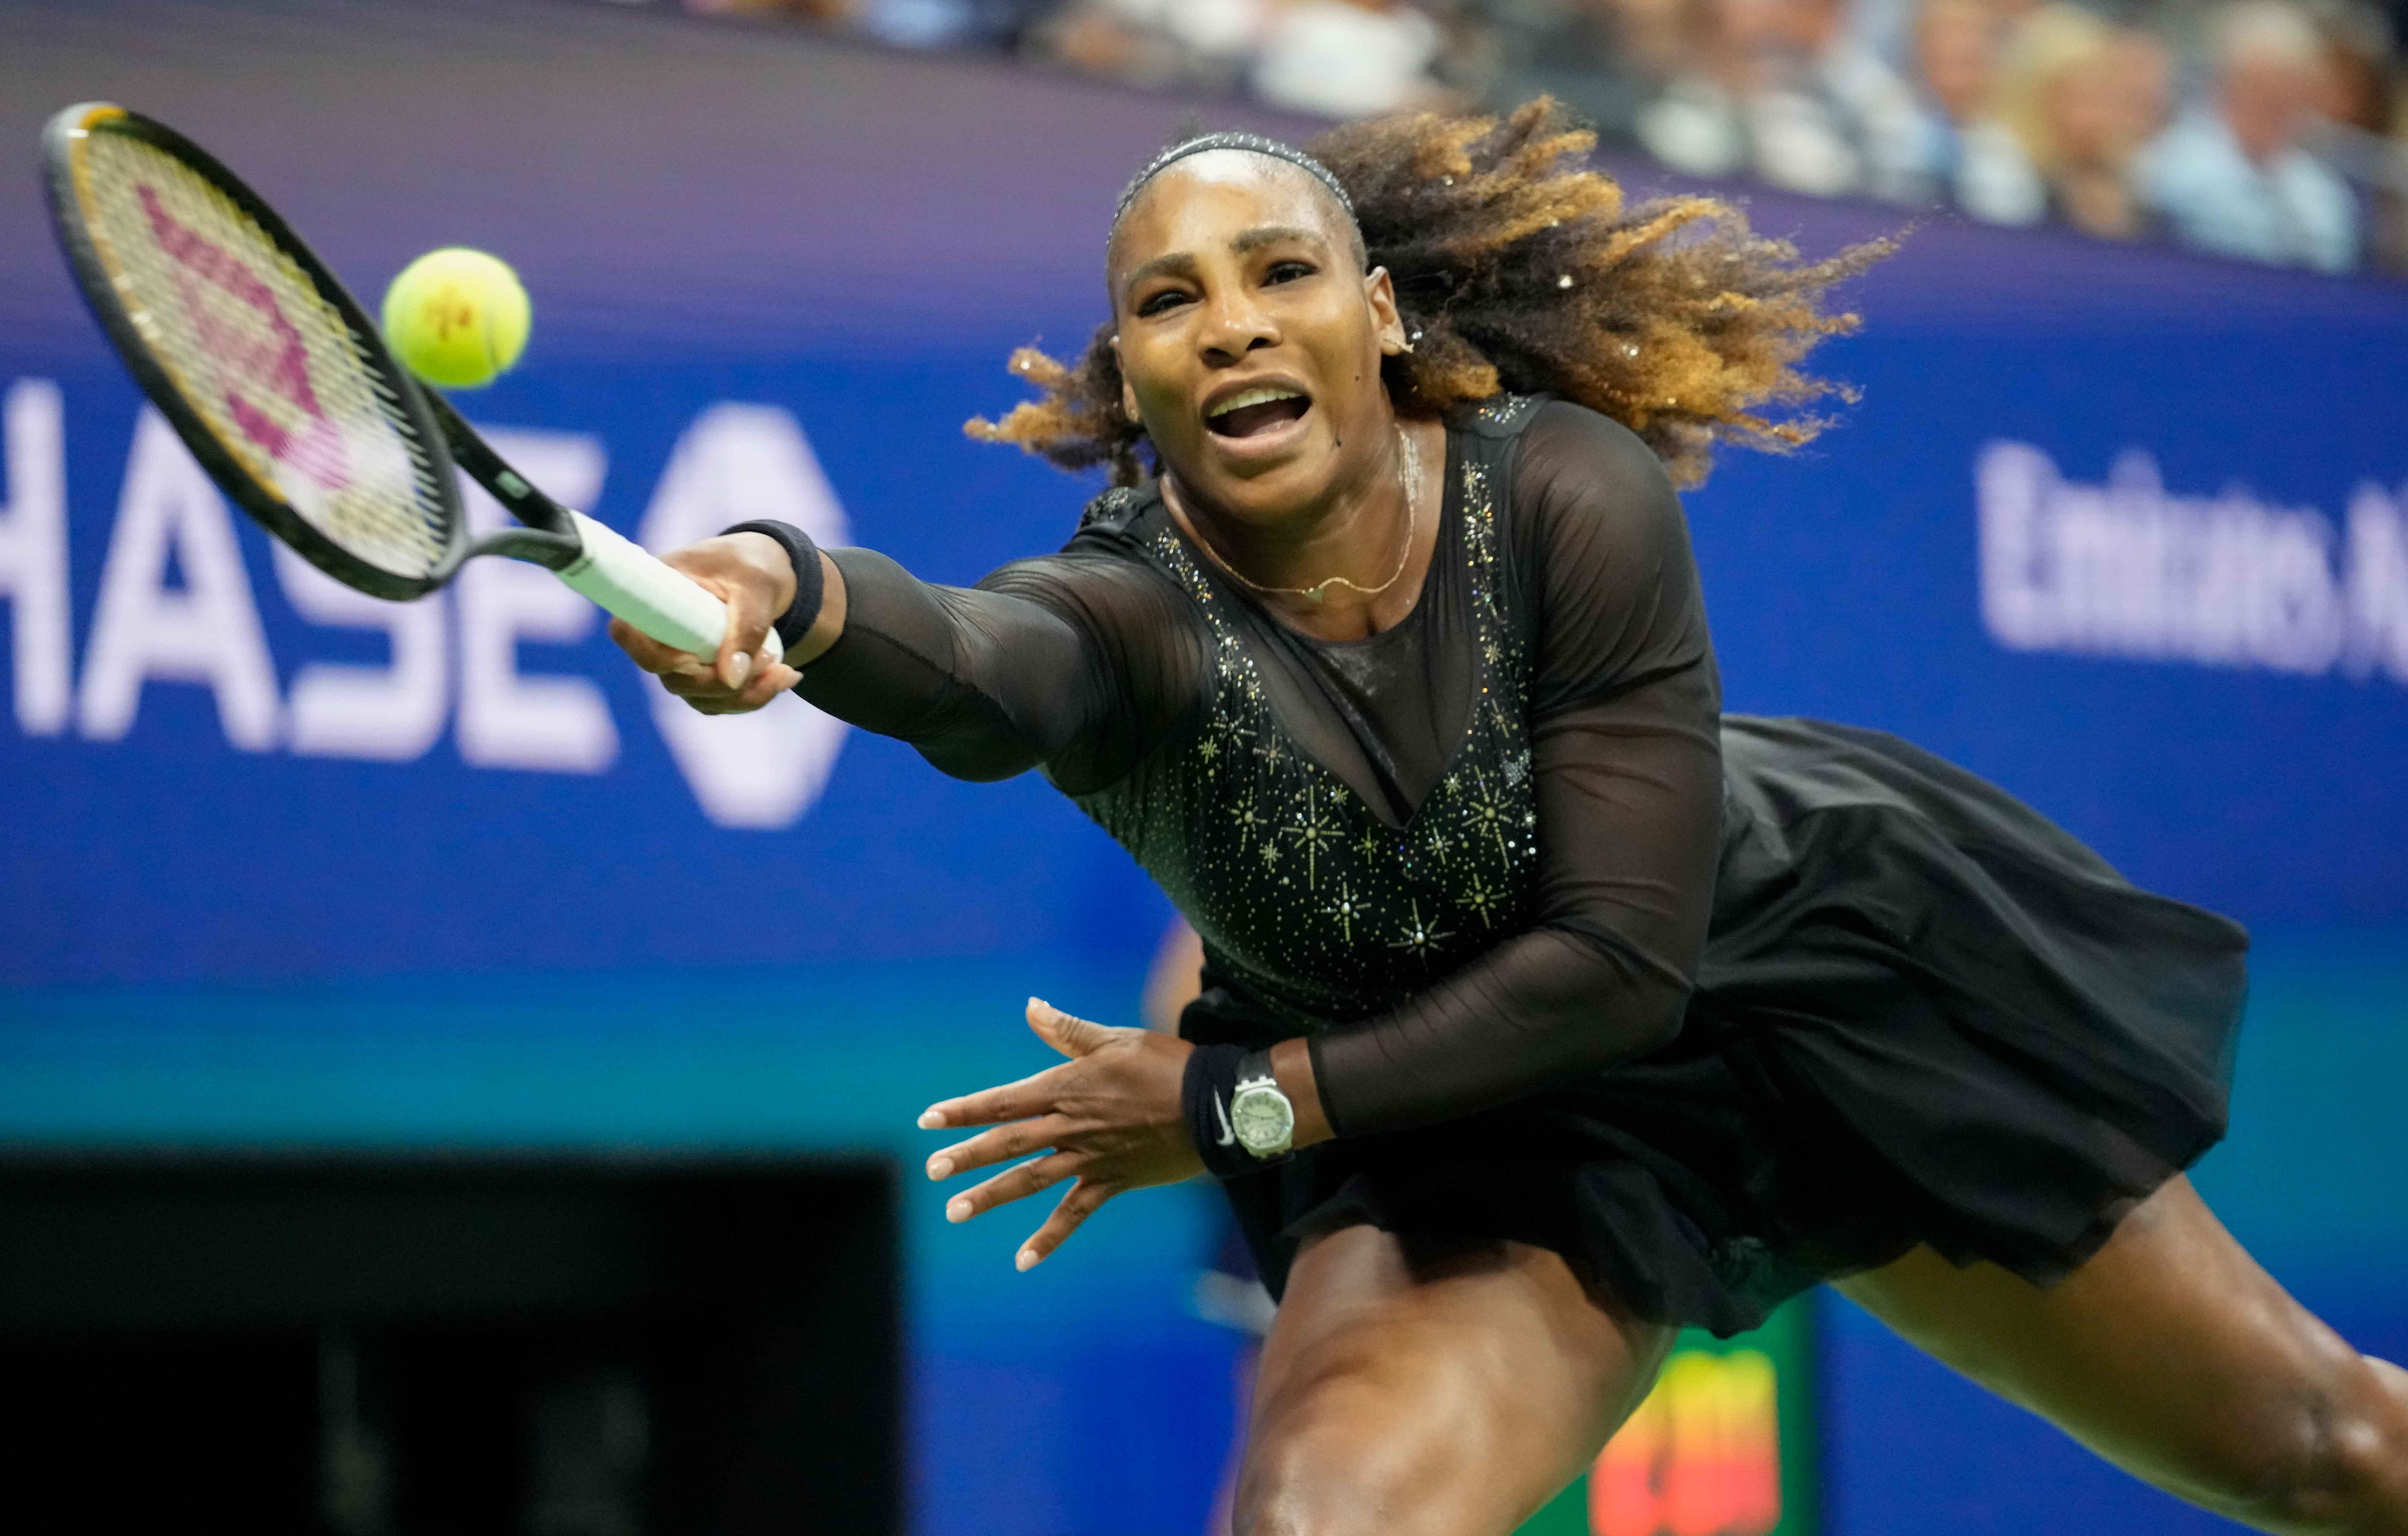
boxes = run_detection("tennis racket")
[40,101,777,666]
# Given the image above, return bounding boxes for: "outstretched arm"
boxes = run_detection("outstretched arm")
[610,527,1202,790]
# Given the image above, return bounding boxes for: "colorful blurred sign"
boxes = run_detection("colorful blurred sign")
[1515,1301,1817,1536]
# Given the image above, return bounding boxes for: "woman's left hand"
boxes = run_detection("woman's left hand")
[919,998,1201,1271]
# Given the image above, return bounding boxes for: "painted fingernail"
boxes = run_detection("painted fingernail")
[726,651,752,687]
[947,1198,971,1223]
[927,1157,952,1180]
[918,1110,945,1130]
[1016,1249,1039,1271]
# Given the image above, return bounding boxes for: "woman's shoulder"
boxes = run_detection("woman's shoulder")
[1073,481,1158,535]
[1445,392,1554,441]
[1447,395,1671,499]
[1486,398,1686,554]
[980,480,1192,627]
[979,481,1168,585]
[1513,399,1672,483]
[1479,396,1700,672]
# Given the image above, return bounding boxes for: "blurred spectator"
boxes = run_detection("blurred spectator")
[2297,0,2407,271]
[1990,4,2172,238]
[684,0,857,22]
[2367,62,2408,272]
[2136,0,2361,270]
[1250,0,1454,117]
[1023,0,1269,91]
[687,0,1050,46]
[1903,0,2049,221]
[2311,0,2395,133]
[1465,0,1695,138]
[1634,0,1928,198]
[1022,0,1453,112]
[656,0,2408,281]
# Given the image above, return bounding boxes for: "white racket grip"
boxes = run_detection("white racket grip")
[557,509,784,666]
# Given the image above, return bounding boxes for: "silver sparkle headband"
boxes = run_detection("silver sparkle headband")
[1110,133,1360,249]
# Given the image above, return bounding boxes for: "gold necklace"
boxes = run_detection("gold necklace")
[1191,426,1420,606]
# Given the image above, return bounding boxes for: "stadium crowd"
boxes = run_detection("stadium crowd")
[660,0,2408,274]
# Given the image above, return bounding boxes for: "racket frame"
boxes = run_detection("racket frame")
[41,102,778,665]
[42,102,472,601]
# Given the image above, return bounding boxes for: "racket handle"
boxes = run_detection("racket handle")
[558,510,786,667]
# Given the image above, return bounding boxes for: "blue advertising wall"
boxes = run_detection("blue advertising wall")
[3,3,2407,1533]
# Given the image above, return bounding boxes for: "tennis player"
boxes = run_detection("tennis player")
[611,102,2408,1535]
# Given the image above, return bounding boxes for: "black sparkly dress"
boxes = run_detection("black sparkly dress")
[794,396,2247,1336]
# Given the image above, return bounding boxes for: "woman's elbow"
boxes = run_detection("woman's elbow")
[915,737,1041,783]
[1544,936,1695,1071]
[1626,978,1692,1057]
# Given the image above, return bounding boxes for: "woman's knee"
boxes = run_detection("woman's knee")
[1231,1229,1663,1536]
[1229,1420,1376,1536]
[1231,1384,1448,1536]
[2205,1358,2408,1531]
[1233,1420,1405,1536]
[1233,1361,1512,1536]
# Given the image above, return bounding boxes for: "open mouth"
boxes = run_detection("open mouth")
[1205,385,1312,439]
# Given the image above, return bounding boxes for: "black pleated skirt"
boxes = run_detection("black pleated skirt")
[1218,716,2250,1337]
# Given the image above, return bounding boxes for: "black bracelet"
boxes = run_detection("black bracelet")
[1185,1042,1280,1181]
[720,519,824,655]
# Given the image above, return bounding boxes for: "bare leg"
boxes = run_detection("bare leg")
[1839,1175,2408,1535]
[1207,1342,1260,1536]
[1234,1224,1675,1536]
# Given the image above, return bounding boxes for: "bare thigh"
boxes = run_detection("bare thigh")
[1838,1175,2408,1535]
[1234,1224,1674,1536]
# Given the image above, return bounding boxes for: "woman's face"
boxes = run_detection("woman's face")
[1108,154,1406,529]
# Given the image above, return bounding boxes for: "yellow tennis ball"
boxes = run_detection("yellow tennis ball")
[380,247,530,389]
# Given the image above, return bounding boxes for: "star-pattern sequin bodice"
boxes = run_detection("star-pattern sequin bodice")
[1075,419,1541,1032]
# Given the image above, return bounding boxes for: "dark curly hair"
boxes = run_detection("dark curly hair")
[966,98,1890,490]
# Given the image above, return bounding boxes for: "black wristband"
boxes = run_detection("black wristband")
[1183,1042,1262,1182]
[720,519,824,656]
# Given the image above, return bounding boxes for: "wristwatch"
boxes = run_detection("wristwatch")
[1229,1049,1295,1160]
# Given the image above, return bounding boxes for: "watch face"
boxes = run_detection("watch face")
[1231,1084,1294,1154]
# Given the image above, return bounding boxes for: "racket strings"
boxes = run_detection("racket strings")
[77,131,452,580]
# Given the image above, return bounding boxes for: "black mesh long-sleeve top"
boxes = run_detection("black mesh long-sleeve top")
[794,396,1722,1138]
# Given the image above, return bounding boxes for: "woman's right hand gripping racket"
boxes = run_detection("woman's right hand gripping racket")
[40,101,780,678]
